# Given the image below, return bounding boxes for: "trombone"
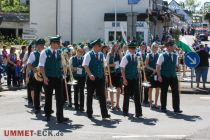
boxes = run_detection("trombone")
[138,57,151,87]
[104,61,117,93]
[68,65,78,85]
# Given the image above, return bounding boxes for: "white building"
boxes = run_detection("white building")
[30,0,164,44]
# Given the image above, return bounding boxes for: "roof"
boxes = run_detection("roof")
[0,13,29,22]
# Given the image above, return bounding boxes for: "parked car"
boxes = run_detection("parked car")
[199,30,208,41]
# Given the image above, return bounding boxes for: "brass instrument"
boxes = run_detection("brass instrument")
[104,60,117,93]
[67,66,78,85]
[34,67,43,82]
[138,57,151,87]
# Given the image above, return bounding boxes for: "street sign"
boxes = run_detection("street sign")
[23,28,37,34]
[184,52,200,68]
[22,34,37,40]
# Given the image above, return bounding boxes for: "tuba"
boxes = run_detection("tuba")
[34,67,43,82]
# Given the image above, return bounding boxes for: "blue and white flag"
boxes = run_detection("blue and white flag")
[128,0,141,4]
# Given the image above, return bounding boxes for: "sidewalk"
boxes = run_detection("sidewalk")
[178,70,210,94]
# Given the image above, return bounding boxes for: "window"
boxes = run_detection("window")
[136,32,144,42]
[108,31,126,42]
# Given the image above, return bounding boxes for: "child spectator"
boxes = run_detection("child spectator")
[15,60,22,86]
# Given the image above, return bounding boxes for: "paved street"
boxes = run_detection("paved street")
[0,36,210,140]
[0,84,210,140]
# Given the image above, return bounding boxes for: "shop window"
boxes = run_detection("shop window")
[108,31,126,42]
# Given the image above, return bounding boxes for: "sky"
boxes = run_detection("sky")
[166,0,208,8]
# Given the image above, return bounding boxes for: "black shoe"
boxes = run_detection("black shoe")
[143,101,149,104]
[80,108,85,112]
[123,112,128,116]
[161,109,167,113]
[136,112,142,118]
[35,109,41,114]
[75,106,79,111]
[46,117,51,122]
[102,114,111,119]
[68,104,72,108]
[174,110,183,114]
[50,110,54,114]
[87,114,93,119]
[57,117,69,123]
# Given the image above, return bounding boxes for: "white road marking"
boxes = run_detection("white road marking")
[112,135,187,139]
[200,97,210,100]
[74,131,187,139]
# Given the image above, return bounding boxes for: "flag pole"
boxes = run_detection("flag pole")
[114,0,117,41]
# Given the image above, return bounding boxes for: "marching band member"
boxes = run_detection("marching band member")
[145,42,160,109]
[138,41,149,104]
[82,39,110,119]
[156,40,182,114]
[120,41,142,118]
[70,44,86,111]
[39,35,69,123]
[106,42,122,110]
[24,41,35,105]
[61,47,72,107]
[26,38,45,113]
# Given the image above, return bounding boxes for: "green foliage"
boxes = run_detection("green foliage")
[172,28,181,43]
[181,0,200,13]
[0,35,28,48]
[0,0,29,13]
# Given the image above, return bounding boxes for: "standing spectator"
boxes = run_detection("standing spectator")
[195,44,209,88]
[204,44,210,55]
[0,54,3,90]
[181,28,184,36]
[2,45,8,59]
[7,47,18,87]
[15,60,22,86]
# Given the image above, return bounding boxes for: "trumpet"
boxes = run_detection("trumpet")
[138,57,151,87]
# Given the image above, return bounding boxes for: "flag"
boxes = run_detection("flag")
[176,36,194,53]
[128,0,141,4]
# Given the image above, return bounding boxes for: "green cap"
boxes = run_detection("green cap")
[127,41,137,48]
[77,44,84,49]
[165,39,175,47]
[90,38,103,47]
[49,35,61,43]
[62,41,70,47]
[29,40,36,46]
[62,47,71,53]
[35,38,45,45]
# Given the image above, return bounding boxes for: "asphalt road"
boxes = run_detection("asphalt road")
[0,35,210,140]
[0,88,210,140]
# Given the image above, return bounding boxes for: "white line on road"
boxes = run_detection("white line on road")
[74,131,188,139]
[112,135,187,139]
[200,97,210,100]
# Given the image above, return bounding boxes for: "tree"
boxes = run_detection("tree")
[182,0,201,13]
[1,0,29,13]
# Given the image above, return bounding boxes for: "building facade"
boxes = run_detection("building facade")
[30,0,165,44]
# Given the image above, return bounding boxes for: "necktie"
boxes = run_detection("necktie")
[52,50,56,58]
[169,53,172,63]
[132,55,134,63]
[96,53,98,61]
